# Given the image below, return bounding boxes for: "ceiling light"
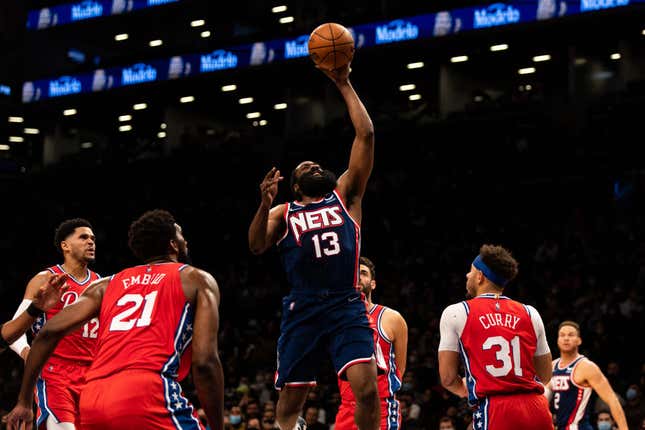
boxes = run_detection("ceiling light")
[201,31,211,38]
[239,97,254,104]
[273,103,287,110]
[114,33,129,41]
[252,121,259,127]
[190,19,205,27]
[160,123,167,129]
[119,124,132,132]
[406,62,424,69]
[9,136,24,143]
[525,84,533,91]
[221,84,237,92]
[0,144,10,150]
[409,94,422,101]
[272,5,287,13]
[259,119,268,126]
[81,142,93,149]
[533,54,551,62]
[279,16,294,24]
[180,96,195,103]
[610,53,621,60]
[149,39,163,47]
[63,109,77,116]
[157,131,167,138]
[399,84,416,91]
[490,44,508,51]
[118,115,132,122]
[24,128,40,134]
[450,55,468,63]
[133,103,147,110]
[574,58,588,66]
[246,112,261,119]
[8,116,24,123]
[518,67,536,75]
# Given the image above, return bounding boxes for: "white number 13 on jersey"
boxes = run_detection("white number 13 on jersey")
[109,291,158,331]
[483,335,524,377]
[311,232,341,258]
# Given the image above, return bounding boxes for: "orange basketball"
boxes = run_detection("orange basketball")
[308,23,355,71]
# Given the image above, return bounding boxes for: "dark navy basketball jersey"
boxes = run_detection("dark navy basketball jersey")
[277,190,360,293]
[551,356,593,430]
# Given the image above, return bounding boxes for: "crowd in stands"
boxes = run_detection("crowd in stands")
[1,89,645,430]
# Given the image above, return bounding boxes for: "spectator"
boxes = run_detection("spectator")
[438,416,456,430]
[305,406,329,430]
[625,384,645,429]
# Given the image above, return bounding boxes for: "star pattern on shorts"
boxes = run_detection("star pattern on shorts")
[168,380,186,411]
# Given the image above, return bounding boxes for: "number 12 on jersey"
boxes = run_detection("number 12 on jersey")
[311,232,340,258]
[109,291,158,331]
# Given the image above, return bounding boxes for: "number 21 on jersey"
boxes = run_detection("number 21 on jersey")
[109,291,158,331]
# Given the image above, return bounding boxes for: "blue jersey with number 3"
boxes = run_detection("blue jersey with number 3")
[277,190,360,293]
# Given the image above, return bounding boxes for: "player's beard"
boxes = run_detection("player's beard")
[178,244,191,265]
[297,169,337,198]
[359,281,372,300]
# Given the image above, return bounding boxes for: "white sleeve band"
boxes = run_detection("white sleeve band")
[9,299,32,356]
[438,303,468,352]
[527,304,550,356]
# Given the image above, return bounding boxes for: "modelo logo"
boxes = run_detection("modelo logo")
[473,3,521,29]
[61,291,79,307]
[122,63,158,85]
[375,20,419,44]
[284,35,309,59]
[49,76,82,97]
[71,1,104,21]
[0,85,10,96]
[580,0,629,11]
[147,0,178,5]
[200,50,238,72]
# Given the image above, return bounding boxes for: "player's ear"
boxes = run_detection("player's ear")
[169,239,179,254]
[60,240,71,253]
[370,280,376,291]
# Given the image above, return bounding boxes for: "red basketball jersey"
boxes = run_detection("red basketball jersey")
[339,304,402,401]
[33,265,100,363]
[460,295,545,399]
[84,263,193,383]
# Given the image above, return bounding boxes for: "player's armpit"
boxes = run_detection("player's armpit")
[383,310,408,376]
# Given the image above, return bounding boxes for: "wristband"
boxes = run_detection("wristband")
[26,303,44,317]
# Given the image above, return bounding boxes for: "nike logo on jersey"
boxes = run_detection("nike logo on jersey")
[289,205,344,244]
[348,296,360,302]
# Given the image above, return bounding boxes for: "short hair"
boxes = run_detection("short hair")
[53,218,93,254]
[128,209,177,262]
[359,256,376,280]
[558,320,581,336]
[479,244,519,285]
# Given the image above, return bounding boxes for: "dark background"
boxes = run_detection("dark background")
[1,1,645,429]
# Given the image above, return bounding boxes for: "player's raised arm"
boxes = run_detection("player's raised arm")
[188,268,225,430]
[6,277,106,430]
[249,167,286,255]
[319,64,375,208]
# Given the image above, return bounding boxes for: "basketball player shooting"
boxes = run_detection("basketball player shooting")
[248,41,380,430]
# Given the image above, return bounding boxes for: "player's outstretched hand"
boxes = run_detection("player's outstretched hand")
[32,273,69,312]
[260,167,283,208]
[4,402,34,430]
[317,63,351,85]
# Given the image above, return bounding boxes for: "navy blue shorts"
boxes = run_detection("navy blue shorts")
[274,289,375,390]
